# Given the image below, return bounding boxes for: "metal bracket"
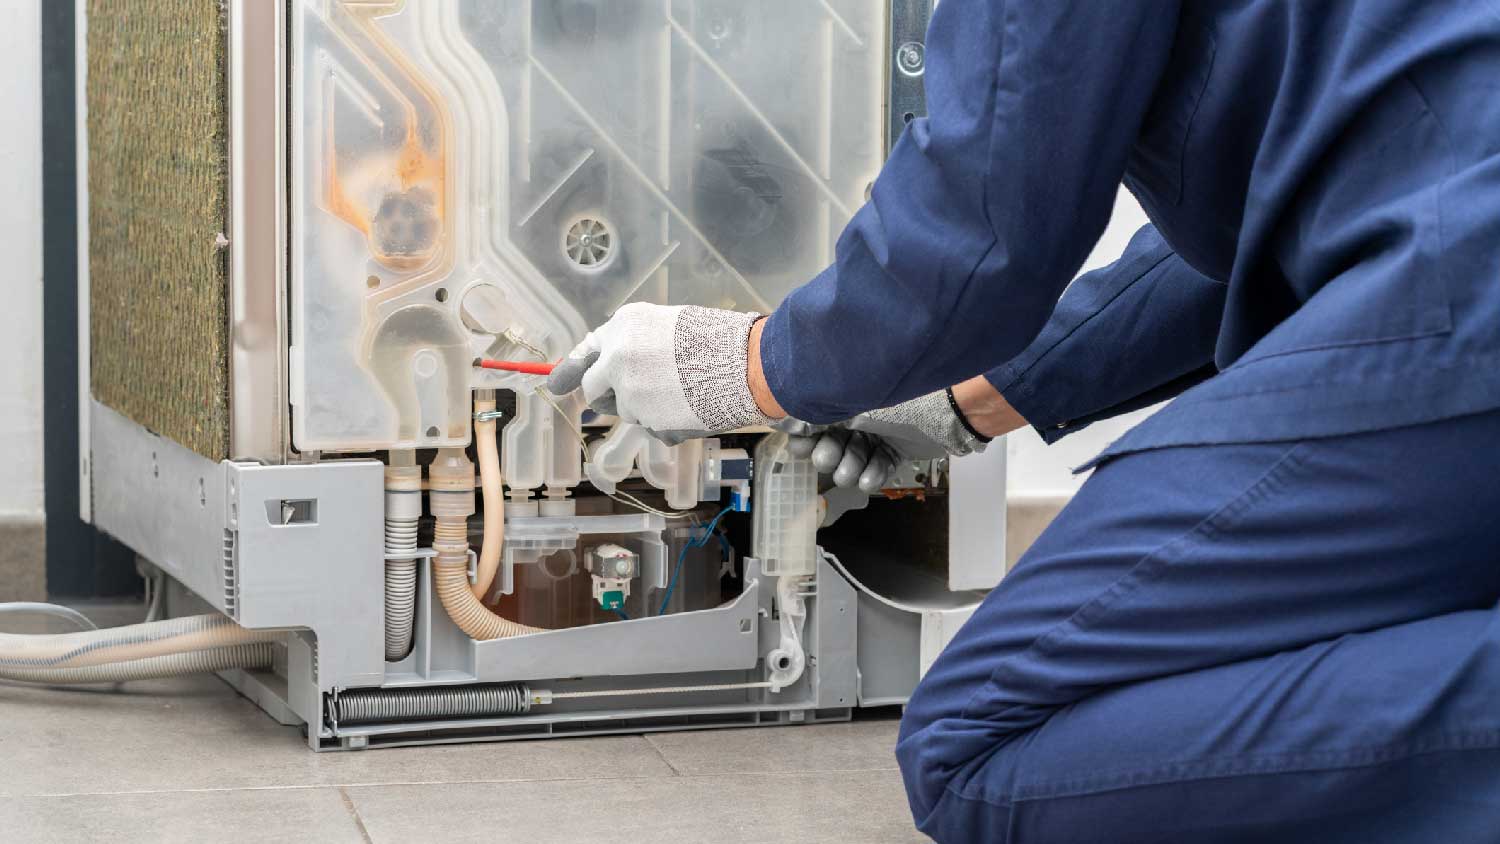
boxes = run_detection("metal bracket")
[887,0,934,153]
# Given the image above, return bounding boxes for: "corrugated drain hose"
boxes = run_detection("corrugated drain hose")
[0,614,279,685]
[0,644,274,684]
[430,448,542,639]
[384,453,421,661]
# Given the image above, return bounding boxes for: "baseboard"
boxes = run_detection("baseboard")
[0,517,46,601]
[1006,495,1070,568]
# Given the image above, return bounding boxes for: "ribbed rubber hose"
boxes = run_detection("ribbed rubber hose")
[0,613,283,669]
[432,518,542,639]
[384,509,419,661]
[0,643,274,685]
[384,558,417,660]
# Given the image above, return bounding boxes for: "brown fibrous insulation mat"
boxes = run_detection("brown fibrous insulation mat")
[87,1,230,459]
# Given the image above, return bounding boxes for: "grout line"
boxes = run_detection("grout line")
[640,734,682,776]
[12,768,903,800]
[338,786,376,844]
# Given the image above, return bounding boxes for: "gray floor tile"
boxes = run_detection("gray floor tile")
[3,600,923,841]
[0,787,368,844]
[645,719,902,775]
[347,770,926,844]
[0,673,671,796]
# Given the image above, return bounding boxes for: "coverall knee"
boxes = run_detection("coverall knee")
[897,408,1500,842]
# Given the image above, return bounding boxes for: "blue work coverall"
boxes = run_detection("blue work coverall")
[756,1,1500,840]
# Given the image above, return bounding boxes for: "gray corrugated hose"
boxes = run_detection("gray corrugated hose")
[0,644,274,684]
[385,454,422,661]
[0,614,280,684]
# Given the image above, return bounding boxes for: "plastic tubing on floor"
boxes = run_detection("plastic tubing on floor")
[0,614,281,684]
[0,643,275,684]
[0,602,99,632]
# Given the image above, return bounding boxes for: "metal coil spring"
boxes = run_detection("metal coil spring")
[332,682,532,726]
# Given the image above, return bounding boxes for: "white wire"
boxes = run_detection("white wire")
[0,603,100,632]
[530,385,696,519]
[143,574,165,623]
[502,330,550,362]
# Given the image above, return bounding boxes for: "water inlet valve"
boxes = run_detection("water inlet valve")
[586,544,639,611]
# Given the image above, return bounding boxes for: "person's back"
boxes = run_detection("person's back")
[1110,0,1500,457]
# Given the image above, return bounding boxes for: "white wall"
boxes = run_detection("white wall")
[0,0,46,520]
[1006,188,1158,499]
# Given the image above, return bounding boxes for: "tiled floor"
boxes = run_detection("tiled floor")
[0,602,924,843]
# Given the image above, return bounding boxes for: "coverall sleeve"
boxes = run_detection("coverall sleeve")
[757,1,1182,423]
[987,224,1228,443]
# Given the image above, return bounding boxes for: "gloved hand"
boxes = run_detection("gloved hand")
[783,390,987,493]
[546,303,772,443]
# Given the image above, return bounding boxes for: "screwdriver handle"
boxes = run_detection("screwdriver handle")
[475,359,557,376]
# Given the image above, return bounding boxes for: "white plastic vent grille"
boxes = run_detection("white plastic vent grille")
[563,217,614,270]
[221,528,240,618]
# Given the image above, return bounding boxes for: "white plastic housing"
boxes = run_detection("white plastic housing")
[587,424,705,511]
[289,0,886,453]
[752,433,819,576]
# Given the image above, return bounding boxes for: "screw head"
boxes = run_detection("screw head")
[896,41,925,76]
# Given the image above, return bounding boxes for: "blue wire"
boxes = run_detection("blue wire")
[612,608,630,621]
[657,506,732,617]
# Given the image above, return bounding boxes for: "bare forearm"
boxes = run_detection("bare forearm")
[748,317,788,420]
[951,375,1028,439]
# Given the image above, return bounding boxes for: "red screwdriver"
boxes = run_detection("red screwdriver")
[474,358,557,376]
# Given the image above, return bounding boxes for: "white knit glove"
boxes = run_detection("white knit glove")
[782,390,986,493]
[547,303,771,443]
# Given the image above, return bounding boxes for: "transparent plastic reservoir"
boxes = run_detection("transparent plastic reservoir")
[290,0,886,452]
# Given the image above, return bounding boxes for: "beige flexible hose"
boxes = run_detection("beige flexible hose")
[0,614,282,670]
[429,447,542,639]
[473,393,504,599]
[0,643,274,685]
[433,517,542,639]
